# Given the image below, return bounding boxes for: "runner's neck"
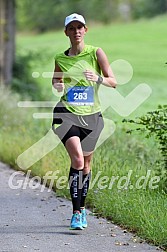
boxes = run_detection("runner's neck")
[68,43,85,56]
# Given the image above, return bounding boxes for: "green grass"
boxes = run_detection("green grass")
[0,87,166,249]
[1,15,167,250]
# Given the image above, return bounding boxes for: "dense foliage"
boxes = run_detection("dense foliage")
[16,0,167,32]
[132,0,167,18]
[123,105,167,190]
[12,51,44,100]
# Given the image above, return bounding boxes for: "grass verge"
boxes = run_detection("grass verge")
[0,87,166,250]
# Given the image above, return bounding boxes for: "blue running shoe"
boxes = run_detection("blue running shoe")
[81,208,87,228]
[70,212,83,230]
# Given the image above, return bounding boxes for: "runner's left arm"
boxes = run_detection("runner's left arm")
[83,48,117,88]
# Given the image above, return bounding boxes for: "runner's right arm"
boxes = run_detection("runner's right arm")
[52,63,64,92]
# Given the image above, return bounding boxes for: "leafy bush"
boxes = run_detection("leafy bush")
[130,0,167,19]
[123,105,167,190]
[12,50,44,100]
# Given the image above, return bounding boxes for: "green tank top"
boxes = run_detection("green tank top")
[54,44,101,115]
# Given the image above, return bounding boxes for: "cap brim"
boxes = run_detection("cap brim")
[65,20,85,27]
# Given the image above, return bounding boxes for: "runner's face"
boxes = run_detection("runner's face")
[65,21,87,44]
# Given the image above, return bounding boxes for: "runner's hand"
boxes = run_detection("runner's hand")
[83,70,98,82]
[52,79,64,92]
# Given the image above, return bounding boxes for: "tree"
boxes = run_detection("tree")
[0,0,15,85]
[131,0,167,19]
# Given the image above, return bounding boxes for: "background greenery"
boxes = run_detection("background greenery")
[1,1,167,250]
[16,0,167,32]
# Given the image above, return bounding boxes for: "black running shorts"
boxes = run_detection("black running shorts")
[52,102,104,152]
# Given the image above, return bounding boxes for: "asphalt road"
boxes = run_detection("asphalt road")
[0,162,162,252]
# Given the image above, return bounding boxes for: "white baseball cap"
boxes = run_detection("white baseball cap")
[65,13,86,27]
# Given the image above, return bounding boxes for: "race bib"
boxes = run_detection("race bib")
[67,86,94,105]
